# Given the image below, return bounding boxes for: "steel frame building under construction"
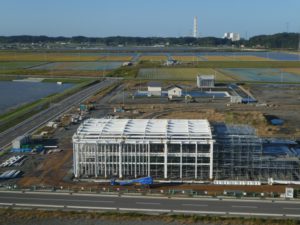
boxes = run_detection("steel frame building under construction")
[73,119,300,182]
[73,119,214,180]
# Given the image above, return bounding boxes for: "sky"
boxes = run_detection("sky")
[0,0,300,38]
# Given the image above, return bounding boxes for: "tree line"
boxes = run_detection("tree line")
[0,33,299,49]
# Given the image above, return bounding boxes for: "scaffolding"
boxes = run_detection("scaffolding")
[213,123,300,181]
[73,119,214,181]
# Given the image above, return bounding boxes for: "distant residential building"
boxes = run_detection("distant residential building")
[147,82,162,97]
[167,85,182,99]
[197,75,215,88]
[164,59,178,66]
[223,32,240,42]
[122,62,133,67]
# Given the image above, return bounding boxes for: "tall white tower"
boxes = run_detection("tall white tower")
[193,16,198,38]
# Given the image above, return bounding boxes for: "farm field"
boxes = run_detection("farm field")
[138,68,234,81]
[98,55,132,61]
[172,55,202,61]
[203,55,270,61]
[281,68,300,75]
[0,61,46,70]
[221,68,300,83]
[0,53,132,62]
[30,62,123,71]
[198,51,300,61]
[139,55,168,61]
[230,56,271,61]
[202,56,233,61]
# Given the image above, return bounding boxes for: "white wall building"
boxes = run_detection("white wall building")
[223,32,240,42]
[197,75,215,88]
[73,119,214,181]
[167,85,182,99]
[147,82,162,97]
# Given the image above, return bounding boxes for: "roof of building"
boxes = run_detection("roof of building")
[166,84,182,90]
[73,119,212,142]
[148,81,161,88]
[198,75,215,80]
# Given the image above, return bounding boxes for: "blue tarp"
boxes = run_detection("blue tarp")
[270,119,284,126]
[111,176,153,186]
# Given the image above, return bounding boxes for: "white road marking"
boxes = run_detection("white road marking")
[182,204,208,207]
[120,208,170,213]
[232,205,258,209]
[136,202,161,205]
[229,212,283,217]
[173,210,226,215]
[68,206,116,210]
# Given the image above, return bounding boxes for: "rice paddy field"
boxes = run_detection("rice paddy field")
[281,68,300,75]
[220,68,300,83]
[172,56,202,61]
[202,56,234,61]
[0,52,132,62]
[138,67,300,83]
[0,61,46,70]
[30,62,124,71]
[202,55,271,61]
[138,68,233,81]
[139,55,168,61]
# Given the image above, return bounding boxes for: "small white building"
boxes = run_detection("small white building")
[147,82,162,97]
[197,75,215,88]
[167,85,182,99]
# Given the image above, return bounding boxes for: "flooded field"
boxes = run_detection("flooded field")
[138,68,232,81]
[221,68,300,83]
[31,61,124,71]
[0,81,73,114]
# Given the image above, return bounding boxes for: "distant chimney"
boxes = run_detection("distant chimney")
[193,16,198,38]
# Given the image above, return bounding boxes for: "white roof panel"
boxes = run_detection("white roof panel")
[74,119,212,141]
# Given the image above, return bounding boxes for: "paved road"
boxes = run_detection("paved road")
[0,79,118,149]
[0,191,299,218]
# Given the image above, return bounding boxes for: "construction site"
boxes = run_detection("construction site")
[0,51,299,198]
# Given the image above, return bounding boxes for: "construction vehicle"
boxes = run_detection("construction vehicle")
[110,176,153,186]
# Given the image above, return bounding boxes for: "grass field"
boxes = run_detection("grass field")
[139,56,168,61]
[138,68,234,81]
